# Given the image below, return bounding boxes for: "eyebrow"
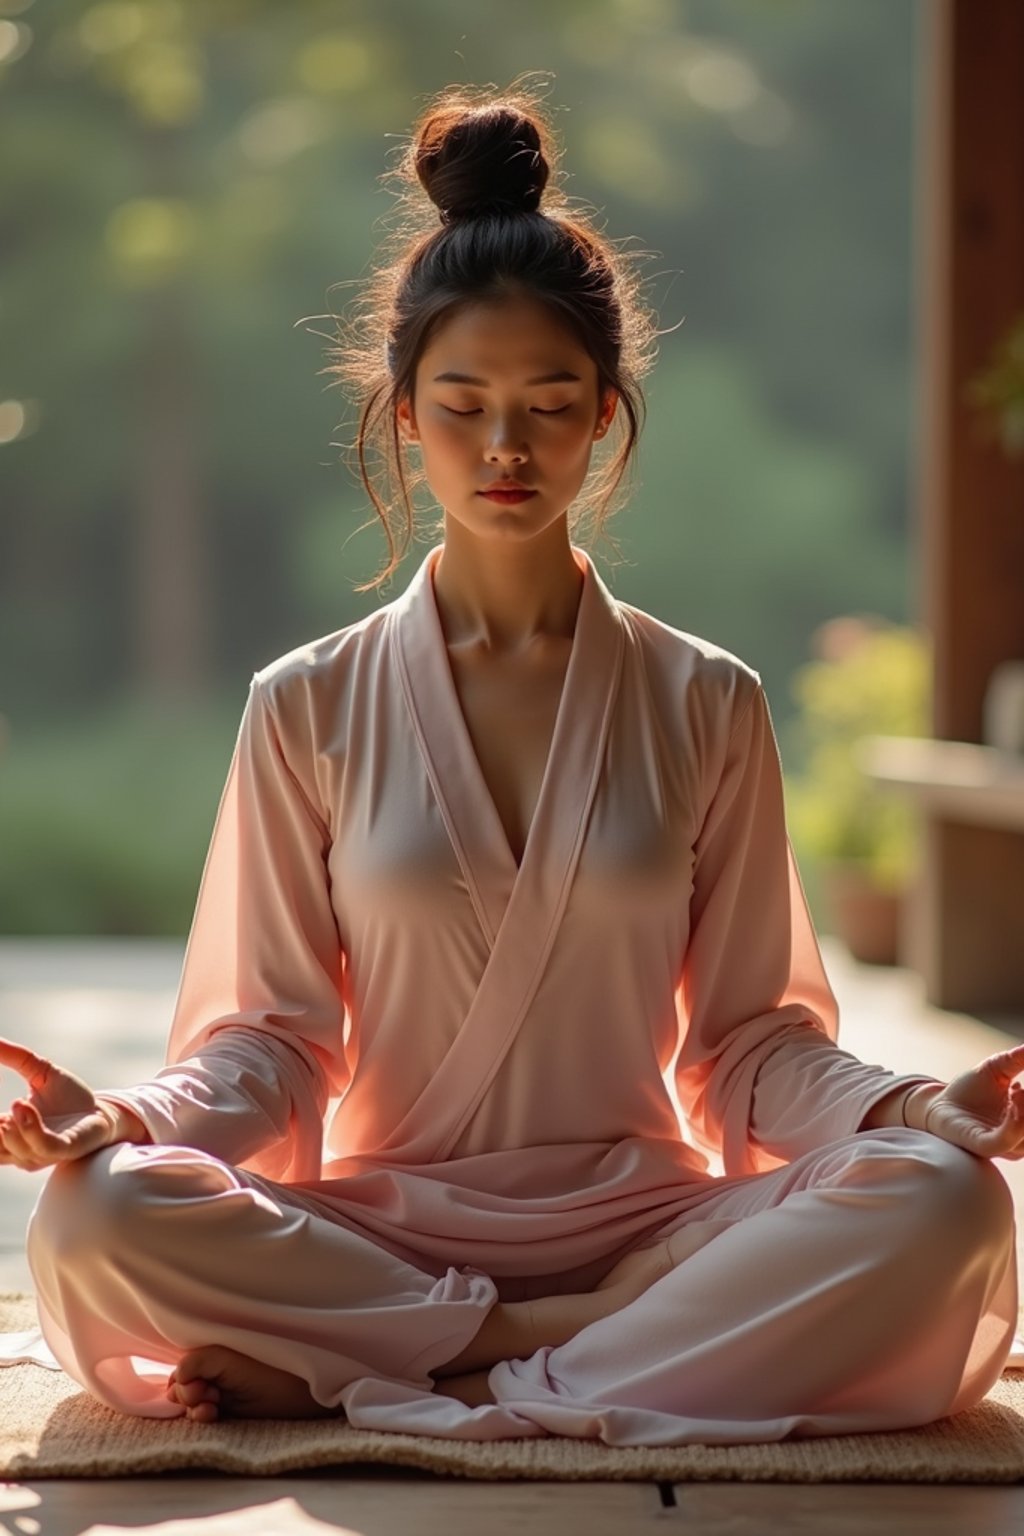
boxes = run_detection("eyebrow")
[432,370,583,386]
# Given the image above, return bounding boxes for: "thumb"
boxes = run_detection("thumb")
[17,1100,114,1165]
[979,1045,1024,1085]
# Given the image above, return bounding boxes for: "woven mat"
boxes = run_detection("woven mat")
[4,1294,1024,1484]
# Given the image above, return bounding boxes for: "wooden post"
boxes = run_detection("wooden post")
[913,0,1024,1014]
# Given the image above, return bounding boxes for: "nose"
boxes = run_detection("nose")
[485,418,529,464]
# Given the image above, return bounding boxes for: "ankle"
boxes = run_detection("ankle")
[521,1290,606,1351]
[430,1299,529,1378]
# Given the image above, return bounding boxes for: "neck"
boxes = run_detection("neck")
[432,521,583,656]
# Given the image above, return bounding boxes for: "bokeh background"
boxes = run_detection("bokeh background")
[0,0,928,938]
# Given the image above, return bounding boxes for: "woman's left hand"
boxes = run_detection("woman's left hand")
[921,1042,1024,1160]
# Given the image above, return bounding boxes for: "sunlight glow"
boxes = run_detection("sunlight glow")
[127,40,202,125]
[0,400,39,444]
[238,97,333,166]
[80,1494,363,1534]
[0,1491,40,1520]
[731,92,794,148]
[684,49,760,113]
[0,18,31,63]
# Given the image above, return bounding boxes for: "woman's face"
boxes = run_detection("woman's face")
[396,295,618,540]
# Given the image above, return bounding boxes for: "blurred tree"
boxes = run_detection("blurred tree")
[1,0,919,724]
[0,0,924,935]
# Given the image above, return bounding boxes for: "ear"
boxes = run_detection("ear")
[396,395,419,444]
[595,389,619,439]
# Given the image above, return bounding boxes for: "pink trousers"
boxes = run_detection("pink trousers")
[25,1126,1018,1446]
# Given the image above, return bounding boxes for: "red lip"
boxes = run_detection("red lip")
[480,481,534,493]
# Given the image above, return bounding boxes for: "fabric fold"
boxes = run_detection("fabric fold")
[5,540,1016,1445]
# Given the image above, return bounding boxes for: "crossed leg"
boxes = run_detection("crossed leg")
[487,1128,1019,1439]
[167,1226,706,1419]
[27,1127,1015,1433]
[27,1141,502,1420]
[25,1140,706,1421]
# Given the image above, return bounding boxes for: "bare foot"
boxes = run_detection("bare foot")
[166,1345,341,1422]
[592,1235,679,1312]
[431,1238,693,1408]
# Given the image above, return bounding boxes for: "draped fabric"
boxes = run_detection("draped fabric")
[8,541,1014,1442]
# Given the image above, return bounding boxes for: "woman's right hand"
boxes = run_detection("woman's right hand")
[0,1036,116,1171]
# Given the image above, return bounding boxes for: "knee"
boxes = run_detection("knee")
[916,1131,1016,1246]
[27,1145,143,1268]
[858,1128,1016,1252]
[27,1142,221,1269]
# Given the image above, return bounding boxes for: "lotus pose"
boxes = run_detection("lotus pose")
[1,79,1020,1446]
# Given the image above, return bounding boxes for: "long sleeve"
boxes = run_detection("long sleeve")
[94,671,352,1182]
[673,676,938,1178]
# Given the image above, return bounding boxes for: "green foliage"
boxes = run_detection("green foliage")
[0,695,242,936]
[784,623,931,892]
[968,312,1024,459]
[0,0,923,933]
[1,0,919,719]
[608,346,908,714]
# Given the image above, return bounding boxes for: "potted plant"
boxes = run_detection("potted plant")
[967,310,1024,459]
[784,617,932,966]
[968,315,1024,757]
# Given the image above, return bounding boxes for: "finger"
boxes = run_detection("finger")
[3,1103,71,1163]
[0,1039,52,1089]
[0,1118,45,1170]
[984,1119,1024,1157]
[0,1113,30,1160]
[0,1114,32,1158]
[9,1102,59,1150]
[11,1103,79,1165]
[986,1045,1024,1080]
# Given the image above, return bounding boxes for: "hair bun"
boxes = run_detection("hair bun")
[413,100,550,223]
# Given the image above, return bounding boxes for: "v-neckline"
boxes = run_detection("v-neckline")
[392,541,625,942]
[437,609,579,877]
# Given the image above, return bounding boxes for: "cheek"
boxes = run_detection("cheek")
[425,419,473,460]
[557,424,601,463]
[420,416,596,465]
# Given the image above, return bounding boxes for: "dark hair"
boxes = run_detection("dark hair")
[319,73,663,594]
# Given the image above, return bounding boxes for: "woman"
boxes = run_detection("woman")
[1,80,1021,1446]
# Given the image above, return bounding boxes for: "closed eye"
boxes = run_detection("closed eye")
[442,406,571,416]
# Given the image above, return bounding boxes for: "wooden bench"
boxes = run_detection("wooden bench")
[858,736,1024,1016]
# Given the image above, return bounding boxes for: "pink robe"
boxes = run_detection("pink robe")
[14,542,1018,1443]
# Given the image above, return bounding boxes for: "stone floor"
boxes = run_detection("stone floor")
[0,938,186,1291]
[2,934,1023,1532]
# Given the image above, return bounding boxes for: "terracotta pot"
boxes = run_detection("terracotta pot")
[821,862,906,967]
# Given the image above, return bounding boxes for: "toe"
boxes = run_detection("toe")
[177,1346,230,1390]
[171,1352,222,1409]
[176,1346,215,1382]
